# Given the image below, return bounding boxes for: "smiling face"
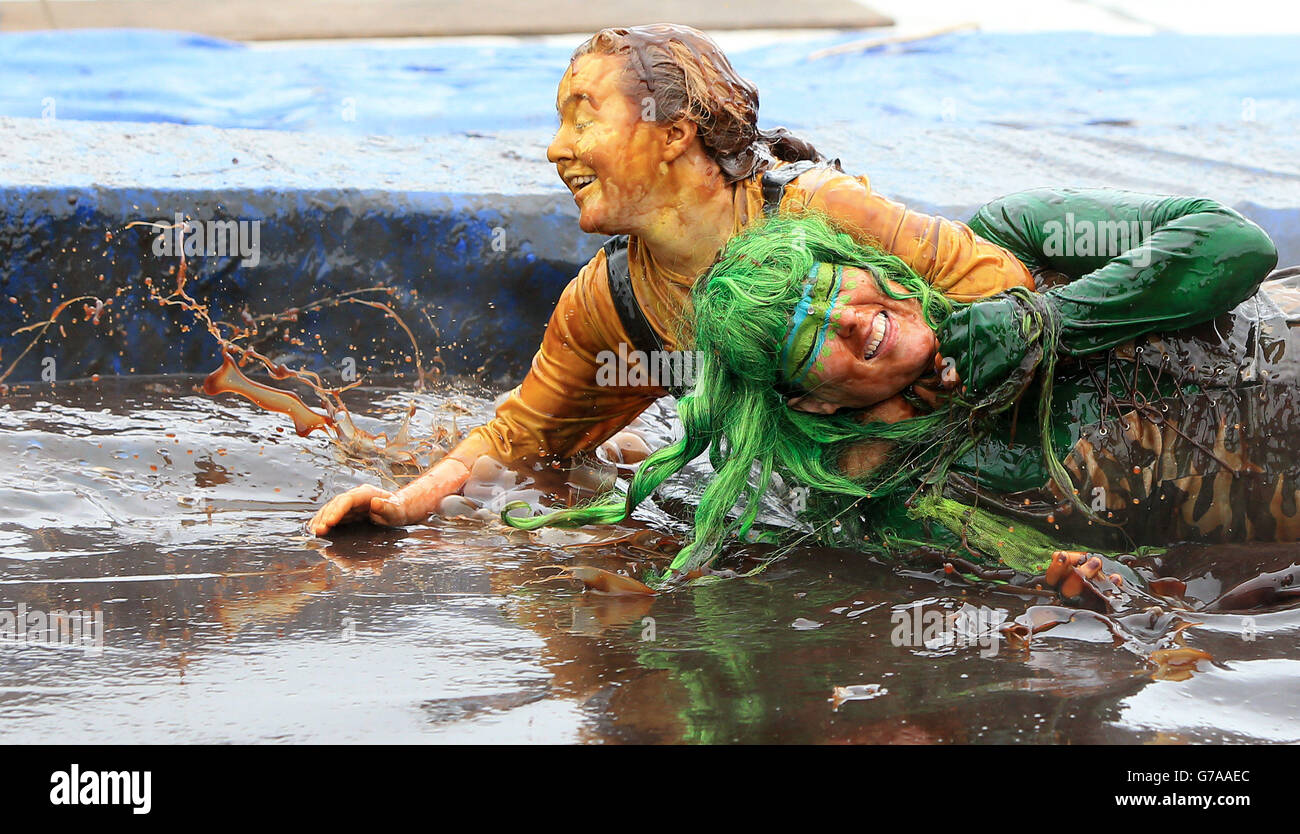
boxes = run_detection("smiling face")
[788,266,939,413]
[547,54,685,235]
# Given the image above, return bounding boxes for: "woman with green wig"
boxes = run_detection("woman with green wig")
[505,188,1289,585]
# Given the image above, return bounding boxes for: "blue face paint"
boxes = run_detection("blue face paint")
[780,262,844,391]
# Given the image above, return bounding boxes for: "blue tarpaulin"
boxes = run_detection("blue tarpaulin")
[3,28,1298,135]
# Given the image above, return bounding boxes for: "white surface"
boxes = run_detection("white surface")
[16,0,1300,49]
[858,0,1300,35]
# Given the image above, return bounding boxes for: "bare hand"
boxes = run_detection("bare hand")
[308,454,474,537]
[910,351,961,409]
[309,484,416,536]
[837,394,922,478]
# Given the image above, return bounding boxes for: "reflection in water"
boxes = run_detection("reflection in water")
[0,378,1297,742]
[1118,659,1300,742]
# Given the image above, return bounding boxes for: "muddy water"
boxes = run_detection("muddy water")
[1,377,1298,744]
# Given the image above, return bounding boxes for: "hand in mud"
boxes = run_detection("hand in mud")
[309,484,413,536]
[598,429,652,466]
[309,456,473,535]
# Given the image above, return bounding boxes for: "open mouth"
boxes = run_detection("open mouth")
[569,174,597,196]
[864,311,890,360]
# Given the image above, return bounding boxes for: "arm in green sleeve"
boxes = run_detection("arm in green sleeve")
[965,187,1278,355]
[943,188,1279,397]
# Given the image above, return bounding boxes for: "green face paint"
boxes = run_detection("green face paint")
[779,262,844,391]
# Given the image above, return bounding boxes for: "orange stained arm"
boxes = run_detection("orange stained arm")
[448,249,663,468]
[789,168,1035,301]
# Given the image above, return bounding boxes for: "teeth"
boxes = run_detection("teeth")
[571,175,596,190]
[864,312,888,359]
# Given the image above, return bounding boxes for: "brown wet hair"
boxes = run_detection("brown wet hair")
[572,24,822,182]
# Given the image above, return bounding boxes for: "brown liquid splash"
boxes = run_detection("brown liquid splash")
[126,219,453,481]
[202,351,333,437]
[1,294,115,393]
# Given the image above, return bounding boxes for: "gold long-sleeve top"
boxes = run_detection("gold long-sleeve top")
[449,165,1035,467]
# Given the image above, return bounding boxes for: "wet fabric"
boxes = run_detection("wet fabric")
[942,189,1276,400]
[955,266,1300,548]
[867,189,1285,558]
[453,164,1035,468]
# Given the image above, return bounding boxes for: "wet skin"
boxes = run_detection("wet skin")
[310,53,738,536]
[545,53,739,271]
[788,276,955,414]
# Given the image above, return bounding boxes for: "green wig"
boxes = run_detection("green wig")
[502,213,974,570]
[503,211,1101,578]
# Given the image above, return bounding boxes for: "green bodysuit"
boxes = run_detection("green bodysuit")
[858,188,1284,562]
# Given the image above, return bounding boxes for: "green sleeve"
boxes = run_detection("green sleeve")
[966,187,1278,355]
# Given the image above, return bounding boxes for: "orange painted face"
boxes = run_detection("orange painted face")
[547,54,680,235]
[788,266,939,414]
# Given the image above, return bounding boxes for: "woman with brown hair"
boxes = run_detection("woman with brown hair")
[309,24,1035,536]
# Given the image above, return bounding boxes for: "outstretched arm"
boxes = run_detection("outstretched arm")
[310,250,663,535]
[790,168,1036,301]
